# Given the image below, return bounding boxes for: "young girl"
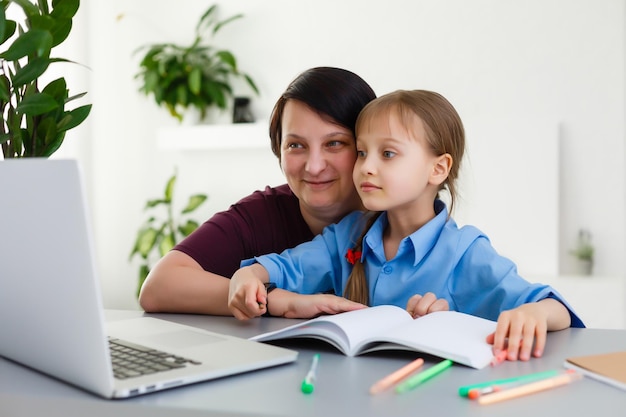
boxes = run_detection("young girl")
[228,90,584,362]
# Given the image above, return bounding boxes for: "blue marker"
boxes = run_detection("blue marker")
[301,354,320,394]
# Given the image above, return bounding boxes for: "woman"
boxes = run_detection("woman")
[138,67,377,315]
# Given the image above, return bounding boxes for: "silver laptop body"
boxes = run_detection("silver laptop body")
[0,158,297,398]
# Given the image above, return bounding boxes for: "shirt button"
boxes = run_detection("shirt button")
[383,266,393,274]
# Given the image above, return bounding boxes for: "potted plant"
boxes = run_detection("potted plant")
[129,169,207,297]
[0,0,91,158]
[133,4,259,123]
[570,228,594,276]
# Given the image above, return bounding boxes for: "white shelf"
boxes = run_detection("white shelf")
[530,275,625,329]
[157,122,269,151]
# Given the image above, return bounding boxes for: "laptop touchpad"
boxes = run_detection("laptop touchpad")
[143,329,226,349]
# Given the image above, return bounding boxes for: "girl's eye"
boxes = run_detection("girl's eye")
[383,150,396,158]
[357,150,366,157]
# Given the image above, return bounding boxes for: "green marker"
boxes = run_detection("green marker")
[301,354,320,394]
[395,359,453,394]
[457,369,561,397]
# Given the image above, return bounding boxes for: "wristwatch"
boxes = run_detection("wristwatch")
[262,282,277,317]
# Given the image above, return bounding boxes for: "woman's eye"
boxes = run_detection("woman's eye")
[327,140,350,149]
[287,142,304,149]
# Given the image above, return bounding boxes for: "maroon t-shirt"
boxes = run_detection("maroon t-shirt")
[174,184,314,278]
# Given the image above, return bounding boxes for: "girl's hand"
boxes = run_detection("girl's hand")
[273,290,367,319]
[486,298,571,361]
[228,264,270,320]
[405,292,449,319]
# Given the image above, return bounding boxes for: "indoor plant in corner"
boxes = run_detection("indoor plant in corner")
[0,0,91,158]
[129,170,207,297]
[569,229,594,276]
[134,4,259,124]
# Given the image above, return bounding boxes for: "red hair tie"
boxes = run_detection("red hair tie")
[345,248,362,265]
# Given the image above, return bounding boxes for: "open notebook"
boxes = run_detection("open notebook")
[0,159,297,398]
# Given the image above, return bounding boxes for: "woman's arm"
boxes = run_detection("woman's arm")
[138,250,233,315]
[138,185,313,315]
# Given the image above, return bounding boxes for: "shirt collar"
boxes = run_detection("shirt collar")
[361,200,448,266]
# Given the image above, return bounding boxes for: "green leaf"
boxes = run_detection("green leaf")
[188,66,201,95]
[179,220,200,237]
[215,50,236,70]
[28,15,56,32]
[164,173,176,201]
[0,29,53,60]
[175,83,188,106]
[181,194,207,214]
[145,198,168,209]
[42,77,68,100]
[49,17,72,47]
[0,6,5,45]
[212,14,243,36]
[136,264,150,298]
[12,57,50,86]
[56,104,91,131]
[196,4,218,34]
[244,73,260,95]
[51,0,80,19]
[16,93,59,116]
[0,19,16,46]
[204,82,228,109]
[0,74,10,102]
[158,233,175,257]
[135,227,160,259]
[36,115,58,145]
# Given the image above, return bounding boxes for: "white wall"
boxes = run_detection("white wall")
[56,0,624,309]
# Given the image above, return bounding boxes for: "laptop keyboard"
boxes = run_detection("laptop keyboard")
[108,337,201,380]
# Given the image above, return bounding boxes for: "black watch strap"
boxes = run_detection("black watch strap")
[262,282,277,317]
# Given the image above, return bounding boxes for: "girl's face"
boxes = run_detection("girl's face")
[280,100,362,227]
[354,111,448,222]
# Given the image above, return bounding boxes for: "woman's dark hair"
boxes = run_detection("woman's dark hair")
[269,67,376,160]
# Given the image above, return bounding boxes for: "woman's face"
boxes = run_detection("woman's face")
[280,100,362,227]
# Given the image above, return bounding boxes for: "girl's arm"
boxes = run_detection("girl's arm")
[487,298,571,361]
[228,264,366,320]
[269,290,366,318]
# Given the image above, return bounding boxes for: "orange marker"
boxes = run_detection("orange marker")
[477,370,582,405]
[369,358,424,395]
[468,385,502,399]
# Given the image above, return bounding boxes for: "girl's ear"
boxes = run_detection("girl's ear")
[430,153,452,186]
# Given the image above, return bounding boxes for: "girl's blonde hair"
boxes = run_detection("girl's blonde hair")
[343,90,465,305]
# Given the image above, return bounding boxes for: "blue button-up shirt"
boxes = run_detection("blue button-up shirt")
[243,201,584,327]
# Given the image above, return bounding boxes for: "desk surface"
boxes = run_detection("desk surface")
[2,310,626,417]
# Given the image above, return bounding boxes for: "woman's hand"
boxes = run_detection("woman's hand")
[228,264,270,320]
[405,292,449,319]
[486,298,571,361]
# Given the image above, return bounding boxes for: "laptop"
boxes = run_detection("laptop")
[0,158,297,399]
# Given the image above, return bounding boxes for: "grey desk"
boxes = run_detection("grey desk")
[2,310,626,417]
